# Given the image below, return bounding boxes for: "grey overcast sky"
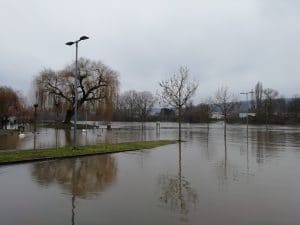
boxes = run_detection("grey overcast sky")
[0,0,299,103]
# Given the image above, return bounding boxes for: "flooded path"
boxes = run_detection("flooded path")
[0,122,300,224]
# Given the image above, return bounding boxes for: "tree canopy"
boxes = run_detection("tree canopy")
[159,66,198,140]
[35,58,119,123]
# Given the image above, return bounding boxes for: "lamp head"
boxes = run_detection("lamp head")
[79,36,89,41]
[66,41,75,46]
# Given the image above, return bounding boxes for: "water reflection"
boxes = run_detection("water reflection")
[55,128,60,149]
[31,155,117,225]
[0,131,19,149]
[216,136,244,190]
[31,155,117,198]
[158,142,198,220]
[65,129,72,145]
[1,123,300,225]
[217,137,229,190]
[33,131,37,150]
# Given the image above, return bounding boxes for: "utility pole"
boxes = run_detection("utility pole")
[240,90,254,136]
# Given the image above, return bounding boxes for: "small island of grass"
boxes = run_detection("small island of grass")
[41,122,97,129]
[0,140,176,165]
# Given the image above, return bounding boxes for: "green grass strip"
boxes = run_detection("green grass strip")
[0,140,176,165]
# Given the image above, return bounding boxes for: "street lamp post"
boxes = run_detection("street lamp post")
[66,36,89,148]
[33,103,38,133]
[240,90,254,136]
[33,103,38,150]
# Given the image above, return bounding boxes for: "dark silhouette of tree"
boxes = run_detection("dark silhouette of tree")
[263,88,278,127]
[183,102,212,123]
[158,108,176,121]
[116,90,155,123]
[288,95,300,113]
[0,86,27,129]
[159,66,198,141]
[135,91,156,126]
[115,90,138,121]
[254,82,264,119]
[35,58,119,123]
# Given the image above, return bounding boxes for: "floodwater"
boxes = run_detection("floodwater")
[1,122,300,225]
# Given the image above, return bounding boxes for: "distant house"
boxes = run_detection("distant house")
[211,112,223,119]
[239,113,256,118]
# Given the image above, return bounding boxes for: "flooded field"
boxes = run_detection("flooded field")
[0,122,300,225]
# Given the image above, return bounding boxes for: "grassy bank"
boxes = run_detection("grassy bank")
[0,140,176,165]
[41,122,96,129]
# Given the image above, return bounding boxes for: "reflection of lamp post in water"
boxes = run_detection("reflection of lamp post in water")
[65,35,89,148]
[34,103,38,132]
[33,103,38,150]
[54,101,60,149]
[71,161,76,225]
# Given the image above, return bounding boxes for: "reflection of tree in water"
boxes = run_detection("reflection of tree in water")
[217,137,230,189]
[0,132,19,150]
[255,130,284,164]
[217,136,255,190]
[158,143,198,218]
[65,130,72,146]
[31,155,117,198]
[216,137,241,190]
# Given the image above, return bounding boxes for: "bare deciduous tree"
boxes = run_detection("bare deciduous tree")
[135,91,156,126]
[214,86,239,136]
[116,90,155,125]
[117,90,139,121]
[159,66,198,141]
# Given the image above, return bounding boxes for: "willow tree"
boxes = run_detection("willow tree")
[159,66,198,141]
[98,73,119,125]
[35,58,119,123]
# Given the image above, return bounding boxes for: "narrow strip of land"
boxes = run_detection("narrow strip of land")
[0,140,176,165]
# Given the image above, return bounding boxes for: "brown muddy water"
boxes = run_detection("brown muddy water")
[0,122,300,225]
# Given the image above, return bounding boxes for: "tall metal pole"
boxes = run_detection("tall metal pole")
[66,36,89,149]
[246,93,249,136]
[73,42,78,148]
[33,103,38,150]
[240,90,254,137]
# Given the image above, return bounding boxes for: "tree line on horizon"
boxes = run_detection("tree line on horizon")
[1,57,300,130]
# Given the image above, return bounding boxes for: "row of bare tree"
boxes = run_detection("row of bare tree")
[2,58,300,133]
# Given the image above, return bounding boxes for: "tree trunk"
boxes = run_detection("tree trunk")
[64,109,74,124]
[178,106,182,141]
[0,117,3,129]
[4,115,8,130]
[224,113,227,137]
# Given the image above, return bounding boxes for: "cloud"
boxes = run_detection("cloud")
[1,0,300,103]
